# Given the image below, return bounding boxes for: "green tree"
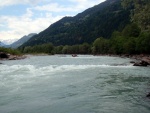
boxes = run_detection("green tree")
[62,45,69,54]
[122,0,150,31]
[122,23,141,37]
[123,38,136,54]
[79,43,91,54]
[71,45,79,54]
[43,43,54,54]
[93,37,110,54]
[136,32,150,53]
[23,46,32,53]
[54,46,63,54]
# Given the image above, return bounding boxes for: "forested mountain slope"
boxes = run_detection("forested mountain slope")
[21,0,130,47]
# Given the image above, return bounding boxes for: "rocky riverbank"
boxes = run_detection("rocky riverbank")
[129,55,150,67]
[102,54,150,67]
[0,52,26,61]
[104,54,150,67]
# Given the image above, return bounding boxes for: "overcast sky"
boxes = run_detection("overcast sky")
[0,0,105,44]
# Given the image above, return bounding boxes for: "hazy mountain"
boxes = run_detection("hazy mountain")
[21,0,130,47]
[0,41,6,47]
[10,33,37,48]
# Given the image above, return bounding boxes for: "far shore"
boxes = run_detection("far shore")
[0,52,150,67]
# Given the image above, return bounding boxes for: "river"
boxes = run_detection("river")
[0,55,150,113]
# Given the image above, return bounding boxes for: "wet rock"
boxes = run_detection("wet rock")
[146,93,150,98]
[130,61,135,64]
[72,54,78,57]
[141,57,150,65]
[133,61,149,67]
[0,52,9,58]
[8,55,26,60]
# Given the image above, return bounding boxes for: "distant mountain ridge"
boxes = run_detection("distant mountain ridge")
[21,0,130,47]
[0,41,6,47]
[10,33,37,48]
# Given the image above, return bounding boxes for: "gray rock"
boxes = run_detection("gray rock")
[133,61,149,67]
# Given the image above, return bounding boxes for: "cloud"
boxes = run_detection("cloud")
[0,9,63,41]
[69,0,106,10]
[34,0,105,13]
[0,0,106,42]
[0,0,45,7]
[34,3,75,12]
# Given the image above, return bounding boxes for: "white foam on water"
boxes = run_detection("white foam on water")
[0,64,133,77]
[31,64,133,76]
[60,55,104,59]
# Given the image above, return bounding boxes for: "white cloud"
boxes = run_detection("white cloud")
[34,0,105,13]
[0,0,106,42]
[34,3,75,12]
[0,0,46,7]
[0,9,63,41]
[34,3,82,13]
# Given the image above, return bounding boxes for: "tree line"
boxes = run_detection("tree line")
[0,47,21,55]
[2,23,150,55]
[19,22,150,55]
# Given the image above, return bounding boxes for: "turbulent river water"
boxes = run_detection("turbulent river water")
[0,55,150,113]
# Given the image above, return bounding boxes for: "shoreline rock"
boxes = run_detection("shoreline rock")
[0,52,26,61]
[104,54,150,67]
[126,54,150,67]
[133,60,149,67]
[8,55,27,60]
[0,52,9,59]
[146,93,150,98]
[109,54,150,67]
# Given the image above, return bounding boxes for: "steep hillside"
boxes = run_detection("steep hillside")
[10,33,36,48]
[21,0,130,47]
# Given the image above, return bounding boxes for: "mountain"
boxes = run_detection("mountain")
[0,41,6,47]
[10,33,37,48]
[21,0,130,47]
